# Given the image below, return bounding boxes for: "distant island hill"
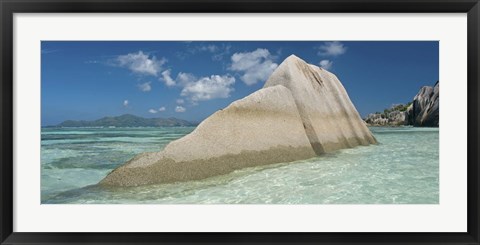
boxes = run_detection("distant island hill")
[48,114,197,128]
[100,55,377,187]
[364,81,439,127]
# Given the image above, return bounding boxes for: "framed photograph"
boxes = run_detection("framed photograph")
[1,0,479,244]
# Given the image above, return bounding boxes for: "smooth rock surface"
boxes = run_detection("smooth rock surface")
[100,55,377,186]
[100,85,317,186]
[406,81,439,127]
[264,55,377,153]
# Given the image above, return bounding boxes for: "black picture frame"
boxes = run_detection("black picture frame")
[1,0,479,244]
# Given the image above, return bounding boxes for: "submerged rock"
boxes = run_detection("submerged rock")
[100,55,377,187]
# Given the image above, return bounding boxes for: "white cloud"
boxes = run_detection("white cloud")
[181,75,235,102]
[123,100,129,107]
[175,106,186,113]
[229,48,278,85]
[176,72,196,86]
[160,70,176,87]
[150,106,166,113]
[115,51,166,76]
[317,41,347,57]
[158,69,235,104]
[319,60,333,70]
[137,82,152,92]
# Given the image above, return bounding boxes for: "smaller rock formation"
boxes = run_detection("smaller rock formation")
[364,82,439,127]
[364,104,410,126]
[405,81,439,127]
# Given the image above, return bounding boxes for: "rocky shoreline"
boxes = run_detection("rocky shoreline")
[364,81,439,127]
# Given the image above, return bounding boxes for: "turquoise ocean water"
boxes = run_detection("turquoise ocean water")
[41,127,439,204]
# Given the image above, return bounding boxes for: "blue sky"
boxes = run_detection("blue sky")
[41,41,438,126]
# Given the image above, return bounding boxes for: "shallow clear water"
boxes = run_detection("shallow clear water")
[41,126,439,204]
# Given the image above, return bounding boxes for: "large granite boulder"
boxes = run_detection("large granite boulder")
[100,55,377,187]
[406,81,439,127]
[264,55,377,153]
[100,85,317,186]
